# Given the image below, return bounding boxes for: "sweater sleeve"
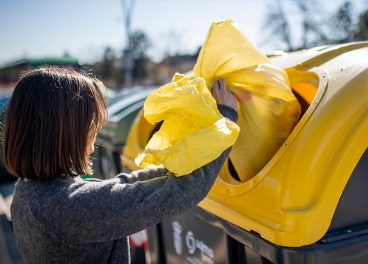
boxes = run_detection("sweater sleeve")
[34,105,238,244]
[115,167,169,183]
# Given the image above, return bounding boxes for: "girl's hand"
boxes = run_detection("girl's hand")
[213,79,238,112]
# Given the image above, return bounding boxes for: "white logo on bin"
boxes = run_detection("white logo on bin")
[185,230,214,264]
[186,231,196,254]
[172,221,183,255]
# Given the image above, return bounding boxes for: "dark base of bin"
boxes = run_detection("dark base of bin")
[130,246,146,264]
[149,206,368,264]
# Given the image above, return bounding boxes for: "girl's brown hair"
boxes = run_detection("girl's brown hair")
[3,66,107,180]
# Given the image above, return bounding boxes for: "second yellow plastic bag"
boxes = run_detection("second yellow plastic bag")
[193,19,301,182]
[135,74,240,176]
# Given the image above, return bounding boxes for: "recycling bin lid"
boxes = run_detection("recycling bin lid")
[122,42,368,247]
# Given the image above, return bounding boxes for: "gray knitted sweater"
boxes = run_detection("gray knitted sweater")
[11,105,237,264]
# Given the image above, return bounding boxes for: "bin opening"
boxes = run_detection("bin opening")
[287,68,320,119]
[293,88,310,121]
[291,83,318,105]
[228,158,241,182]
[149,120,163,141]
[291,82,318,120]
[225,74,319,184]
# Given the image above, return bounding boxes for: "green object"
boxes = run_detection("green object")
[0,57,79,70]
[104,86,115,98]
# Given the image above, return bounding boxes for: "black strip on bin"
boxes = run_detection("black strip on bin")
[189,206,368,264]
[327,149,368,235]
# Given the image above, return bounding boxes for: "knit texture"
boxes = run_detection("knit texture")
[11,105,238,264]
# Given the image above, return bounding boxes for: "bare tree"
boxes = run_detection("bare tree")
[295,0,329,48]
[329,2,355,43]
[102,47,116,79]
[262,0,348,51]
[354,9,368,40]
[130,30,152,85]
[130,30,152,60]
[153,29,185,61]
[262,0,293,51]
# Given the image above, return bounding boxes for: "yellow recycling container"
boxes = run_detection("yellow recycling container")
[122,41,368,247]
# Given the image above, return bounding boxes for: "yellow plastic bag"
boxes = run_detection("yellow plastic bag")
[135,74,240,176]
[193,19,301,182]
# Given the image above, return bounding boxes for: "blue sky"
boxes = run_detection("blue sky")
[1,0,367,66]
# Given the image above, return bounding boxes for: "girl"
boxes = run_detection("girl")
[4,66,237,264]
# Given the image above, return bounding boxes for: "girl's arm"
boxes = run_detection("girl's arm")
[32,80,238,243]
[32,105,237,244]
